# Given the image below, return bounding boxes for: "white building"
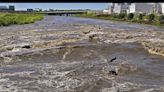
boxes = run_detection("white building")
[103,3,114,14]
[154,3,162,14]
[103,3,130,14]
[104,3,163,15]
[129,3,154,14]
[113,3,131,14]
[103,9,109,14]
[108,3,115,14]
[162,3,164,14]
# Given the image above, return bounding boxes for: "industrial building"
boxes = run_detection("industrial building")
[103,3,164,15]
[128,3,154,14]
[0,5,15,12]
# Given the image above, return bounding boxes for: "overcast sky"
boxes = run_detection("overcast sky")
[0,3,110,10]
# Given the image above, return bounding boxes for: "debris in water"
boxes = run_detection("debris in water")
[110,57,117,62]
[89,34,96,41]
[83,31,90,34]
[22,45,31,49]
[108,71,118,75]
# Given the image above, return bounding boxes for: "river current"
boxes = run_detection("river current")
[0,16,164,92]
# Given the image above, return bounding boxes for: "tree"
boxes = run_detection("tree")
[118,13,126,19]
[127,13,134,20]
[148,14,155,22]
[138,14,143,20]
[159,15,164,25]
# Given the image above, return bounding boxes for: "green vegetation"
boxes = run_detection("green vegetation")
[127,13,134,20]
[148,14,155,22]
[159,15,164,25]
[0,13,44,26]
[74,13,164,26]
[118,13,126,19]
[138,14,143,20]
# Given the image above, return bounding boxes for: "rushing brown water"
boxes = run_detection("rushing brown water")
[0,16,164,92]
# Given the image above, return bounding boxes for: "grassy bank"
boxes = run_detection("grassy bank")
[74,13,164,27]
[0,13,44,26]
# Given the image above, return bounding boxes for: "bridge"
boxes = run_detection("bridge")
[37,11,87,16]
[4,10,88,16]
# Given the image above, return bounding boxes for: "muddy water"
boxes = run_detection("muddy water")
[0,16,164,92]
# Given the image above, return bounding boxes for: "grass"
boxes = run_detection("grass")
[0,13,44,26]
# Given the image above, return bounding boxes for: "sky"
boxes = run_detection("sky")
[0,3,109,10]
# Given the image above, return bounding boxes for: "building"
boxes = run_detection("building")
[0,5,15,12]
[129,3,154,14]
[9,6,15,11]
[104,3,164,15]
[103,9,109,14]
[27,9,33,12]
[34,8,42,12]
[113,3,131,14]
[107,3,115,14]
[0,6,8,12]
[153,3,162,14]
[110,3,115,14]
[162,3,164,14]
[103,3,130,14]
[49,9,54,11]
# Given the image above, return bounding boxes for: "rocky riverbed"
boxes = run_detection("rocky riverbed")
[0,16,164,92]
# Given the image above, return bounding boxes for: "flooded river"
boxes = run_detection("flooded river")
[0,16,164,92]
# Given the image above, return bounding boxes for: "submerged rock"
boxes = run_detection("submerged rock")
[22,45,31,49]
[108,71,118,75]
[3,43,32,51]
[102,65,119,76]
[89,34,97,41]
[83,31,90,34]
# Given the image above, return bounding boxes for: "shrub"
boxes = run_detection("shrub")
[138,14,143,20]
[148,14,155,22]
[118,13,126,19]
[127,13,134,20]
[159,15,164,25]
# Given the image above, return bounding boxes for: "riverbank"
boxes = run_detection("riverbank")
[0,13,44,26]
[74,13,164,27]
